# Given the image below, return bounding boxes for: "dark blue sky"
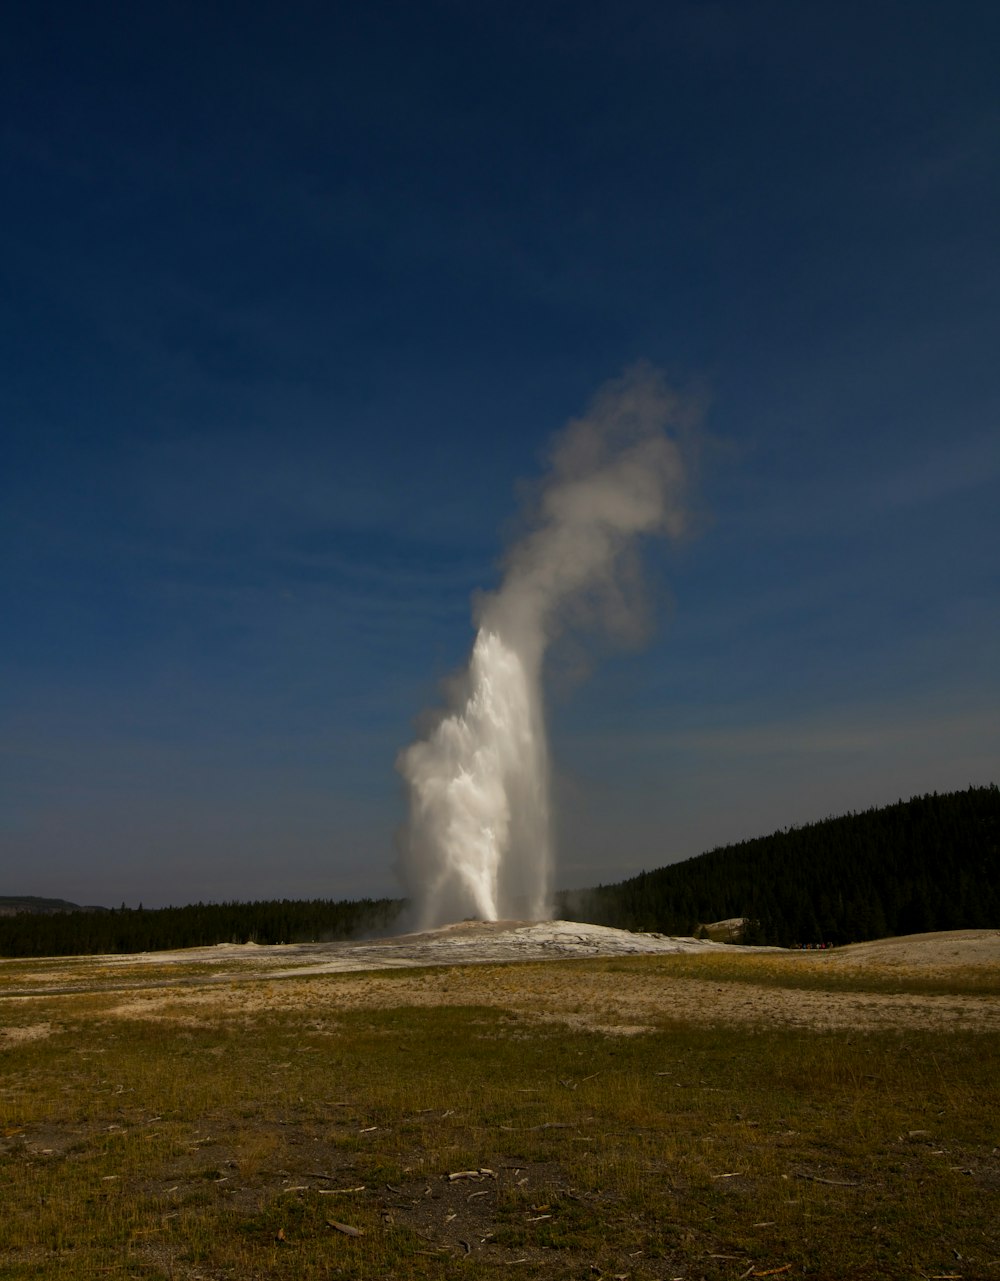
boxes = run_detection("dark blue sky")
[3,1,998,907]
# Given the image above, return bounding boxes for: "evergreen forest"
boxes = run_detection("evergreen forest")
[0,896,403,958]
[556,785,1000,945]
[0,786,996,957]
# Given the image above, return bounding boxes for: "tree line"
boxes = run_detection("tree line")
[555,784,1000,946]
[2,786,996,957]
[0,895,403,958]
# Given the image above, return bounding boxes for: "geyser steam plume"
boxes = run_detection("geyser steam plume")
[397,365,696,928]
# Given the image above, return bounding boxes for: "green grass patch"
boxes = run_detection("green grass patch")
[588,949,1000,996]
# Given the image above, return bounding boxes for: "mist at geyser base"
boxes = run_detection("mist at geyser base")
[396,365,697,928]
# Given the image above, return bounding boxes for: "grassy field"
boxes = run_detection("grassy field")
[2,951,998,1280]
[584,950,1000,996]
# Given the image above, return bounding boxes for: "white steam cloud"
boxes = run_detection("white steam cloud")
[396,365,696,927]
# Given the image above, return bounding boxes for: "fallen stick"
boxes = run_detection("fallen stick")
[327,1220,364,1237]
[499,1120,593,1132]
[794,1173,860,1187]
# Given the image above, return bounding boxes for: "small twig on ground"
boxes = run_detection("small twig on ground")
[327,1219,364,1237]
[500,1119,593,1132]
[794,1173,860,1187]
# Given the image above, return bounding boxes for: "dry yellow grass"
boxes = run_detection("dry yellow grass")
[2,928,999,1280]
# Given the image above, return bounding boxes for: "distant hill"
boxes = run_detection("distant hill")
[555,784,1000,946]
[0,896,107,917]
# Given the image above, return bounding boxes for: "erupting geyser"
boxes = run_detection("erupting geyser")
[397,365,696,928]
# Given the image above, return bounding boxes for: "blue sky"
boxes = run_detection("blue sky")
[2,1,998,908]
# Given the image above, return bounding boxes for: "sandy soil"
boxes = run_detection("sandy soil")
[2,922,998,1040]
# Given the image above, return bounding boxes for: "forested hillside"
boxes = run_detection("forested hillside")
[3,787,996,957]
[0,896,402,958]
[556,785,1000,946]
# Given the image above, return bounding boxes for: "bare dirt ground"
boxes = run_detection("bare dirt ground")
[3,922,999,1039]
